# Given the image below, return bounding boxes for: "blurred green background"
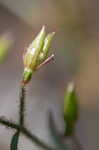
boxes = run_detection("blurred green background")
[0,0,99,150]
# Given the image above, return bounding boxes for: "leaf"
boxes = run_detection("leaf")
[48,111,67,150]
[10,131,20,150]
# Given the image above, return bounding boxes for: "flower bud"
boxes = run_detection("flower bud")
[64,82,78,136]
[23,26,55,84]
[0,32,13,62]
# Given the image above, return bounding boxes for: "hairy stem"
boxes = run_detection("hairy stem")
[19,84,26,127]
[0,118,19,130]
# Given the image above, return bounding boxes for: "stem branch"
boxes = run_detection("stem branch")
[22,127,54,150]
[0,118,54,150]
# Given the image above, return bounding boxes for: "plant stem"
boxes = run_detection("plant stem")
[0,118,19,130]
[21,127,55,150]
[71,134,83,150]
[0,118,55,150]
[0,81,55,150]
[10,130,20,150]
[19,84,26,127]
[19,84,54,150]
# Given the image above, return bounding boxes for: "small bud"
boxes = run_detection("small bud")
[23,26,55,84]
[23,26,46,70]
[64,82,78,136]
[0,32,13,62]
[38,32,55,64]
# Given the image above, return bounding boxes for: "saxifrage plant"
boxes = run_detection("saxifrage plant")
[0,26,82,150]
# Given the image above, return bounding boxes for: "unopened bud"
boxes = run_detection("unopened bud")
[0,32,13,62]
[23,26,55,84]
[38,32,55,64]
[64,82,78,136]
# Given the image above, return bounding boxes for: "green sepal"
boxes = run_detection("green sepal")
[23,68,33,84]
[64,83,78,136]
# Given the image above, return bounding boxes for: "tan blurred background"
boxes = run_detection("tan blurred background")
[0,0,99,149]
